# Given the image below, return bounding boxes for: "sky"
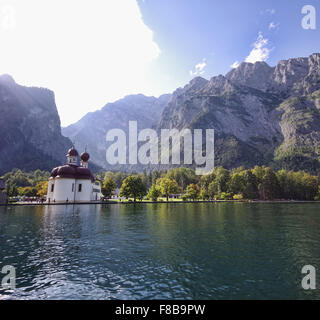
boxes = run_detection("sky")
[0,0,320,126]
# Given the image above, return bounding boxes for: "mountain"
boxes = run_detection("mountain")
[0,75,74,174]
[63,53,320,173]
[62,93,171,169]
[157,53,320,173]
[4,53,320,175]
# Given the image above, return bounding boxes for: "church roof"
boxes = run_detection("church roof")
[80,152,90,162]
[66,147,79,157]
[50,165,95,181]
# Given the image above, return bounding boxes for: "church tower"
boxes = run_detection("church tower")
[47,147,101,203]
[67,147,78,165]
[80,151,90,168]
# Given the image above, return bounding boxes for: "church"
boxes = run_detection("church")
[47,147,102,203]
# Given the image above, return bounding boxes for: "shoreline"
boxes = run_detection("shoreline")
[2,200,320,206]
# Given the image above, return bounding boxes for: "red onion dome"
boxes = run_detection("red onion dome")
[75,167,93,180]
[50,164,94,181]
[66,147,78,157]
[50,167,59,177]
[56,165,77,179]
[80,152,90,162]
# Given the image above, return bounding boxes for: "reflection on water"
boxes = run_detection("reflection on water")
[0,203,319,299]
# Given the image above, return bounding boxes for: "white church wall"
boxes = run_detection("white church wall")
[47,178,95,203]
[54,178,75,202]
[47,179,55,202]
[74,179,92,202]
[92,181,102,201]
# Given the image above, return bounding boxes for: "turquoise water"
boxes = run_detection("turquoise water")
[0,203,319,300]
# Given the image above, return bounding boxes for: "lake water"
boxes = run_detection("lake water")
[0,203,319,300]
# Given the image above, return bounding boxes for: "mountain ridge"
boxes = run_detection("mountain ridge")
[0,76,104,174]
[63,52,320,173]
[2,52,320,174]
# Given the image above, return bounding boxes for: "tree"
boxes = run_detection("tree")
[233,194,243,200]
[147,184,162,201]
[4,181,18,197]
[241,170,259,199]
[260,168,280,200]
[252,165,265,182]
[104,171,128,188]
[157,178,180,201]
[183,184,200,201]
[18,186,38,197]
[301,172,318,200]
[314,186,320,200]
[229,173,245,195]
[214,167,230,194]
[219,192,233,200]
[120,175,146,202]
[208,180,219,199]
[276,169,290,199]
[102,177,116,198]
[199,172,215,200]
[35,181,48,197]
[166,167,198,191]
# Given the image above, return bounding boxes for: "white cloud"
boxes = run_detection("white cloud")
[266,8,276,15]
[230,61,240,69]
[0,0,161,126]
[189,59,207,76]
[269,21,279,30]
[245,33,271,63]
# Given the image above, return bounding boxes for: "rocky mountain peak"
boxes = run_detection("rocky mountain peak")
[183,76,209,93]
[226,60,274,91]
[273,56,309,86]
[198,75,236,96]
[0,75,73,174]
[0,74,16,86]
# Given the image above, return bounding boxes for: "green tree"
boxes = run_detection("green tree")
[314,186,320,200]
[229,173,245,195]
[18,186,38,197]
[241,170,259,199]
[5,182,18,197]
[213,167,230,194]
[219,192,233,200]
[233,193,244,200]
[252,165,265,182]
[183,184,200,201]
[147,184,162,201]
[120,175,146,202]
[104,171,128,188]
[208,180,219,199]
[260,168,280,200]
[102,177,116,198]
[301,172,318,200]
[199,172,215,200]
[157,177,180,201]
[166,167,198,191]
[101,177,116,198]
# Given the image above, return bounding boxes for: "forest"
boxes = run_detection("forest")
[2,166,320,201]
